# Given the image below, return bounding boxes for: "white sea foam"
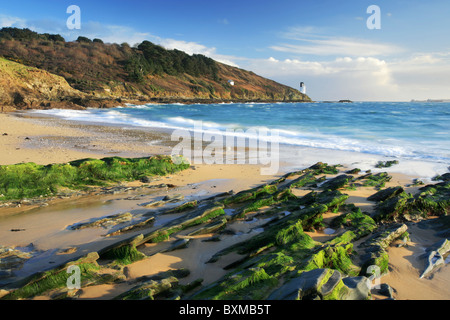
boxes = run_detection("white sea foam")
[29,101,450,179]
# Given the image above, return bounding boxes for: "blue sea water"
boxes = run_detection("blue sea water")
[32,101,450,164]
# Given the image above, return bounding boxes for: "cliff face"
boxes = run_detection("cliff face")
[0,57,86,110]
[0,28,311,109]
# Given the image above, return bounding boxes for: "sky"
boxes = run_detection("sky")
[1,0,450,101]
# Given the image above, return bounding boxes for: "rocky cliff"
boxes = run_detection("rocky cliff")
[0,28,311,109]
[0,57,86,111]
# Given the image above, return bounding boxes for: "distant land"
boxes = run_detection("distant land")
[0,28,311,111]
[411,99,450,103]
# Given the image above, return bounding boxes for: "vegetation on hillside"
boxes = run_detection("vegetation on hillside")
[0,27,309,103]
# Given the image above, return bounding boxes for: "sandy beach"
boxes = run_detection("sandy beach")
[0,111,449,301]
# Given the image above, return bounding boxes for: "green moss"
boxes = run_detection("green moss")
[289,172,317,188]
[241,197,276,216]
[275,220,316,249]
[2,262,99,300]
[100,244,146,265]
[374,192,414,221]
[165,200,198,214]
[309,162,340,175]
[192,267,277,300]
[146,207,225,244]
[115,277,178,300]
[254,252,295,277]
[316,190,349,211]
[331,205,377,239]
[365,249,389,275]
[320,175,353,191]
[301,244,357,276]
[183,208,225,228]
[361,172,392,190]
[375,160,399,168]
[222,184,278,206]
[0,156,190,201]
[322,279,350,300]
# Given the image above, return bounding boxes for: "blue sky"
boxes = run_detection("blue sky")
[1,0,450,101]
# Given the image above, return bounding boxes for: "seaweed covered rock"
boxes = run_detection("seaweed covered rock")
[432,173,450,182]
[268,268,370,300]
[114,277,179,300]
[367,186,404,203]
[320,175,353,191]
[1,252,100,300]
[414,181,450,217]
[0,245,33,272]
[357,172,392,190]
[372,192,414,222]
[192,267,278,300]
[309,162,340,175]
[68,212,133,230]
[372,181,450,222]
[295,190,349,213]
[375,160,399,168]
[331,204,377,240]
[358,224,408,276]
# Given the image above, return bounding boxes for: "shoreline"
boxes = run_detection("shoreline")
[0,111,449,301]
[3,110,449,181]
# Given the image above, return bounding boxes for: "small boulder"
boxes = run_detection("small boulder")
[342,276,371,300]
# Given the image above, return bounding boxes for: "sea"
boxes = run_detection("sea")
[30,101,450,180]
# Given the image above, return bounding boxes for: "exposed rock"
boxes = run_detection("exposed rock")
[320,175,353,191]
[367,186,404,202]
[346,168,361,175]
[432,173,450,182]
[0,57,86,110]
[376,283,394,298]
[106,216,155,237]
[375,160,399,168]
[268,268,369,300]
[187,218,227,236]
[359,224,408,276]
[114,276,179,300]
[420,239,450,278]
[68,212,133,230]
[162,238,190,253]
[361,224,408,252]
[0,245,33,270]
[357,172,392,190]
[372,192,414,222]
[163,193,184,202]
[342,276,371,300]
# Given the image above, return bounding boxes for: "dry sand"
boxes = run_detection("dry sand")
[1,111,449,300]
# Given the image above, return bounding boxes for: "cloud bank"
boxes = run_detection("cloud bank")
[1,15,449,101]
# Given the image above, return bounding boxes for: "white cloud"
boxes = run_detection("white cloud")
[237,51,450,101]
[271,37,402,57]
[0,14,27,28]
[274,25,402,57]
[156,37,239,67]
[239,56,398,101]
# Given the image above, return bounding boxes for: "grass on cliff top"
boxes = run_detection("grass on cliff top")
[0,155,190,201]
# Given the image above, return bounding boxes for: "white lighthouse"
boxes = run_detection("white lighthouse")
[300,82,306,94]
